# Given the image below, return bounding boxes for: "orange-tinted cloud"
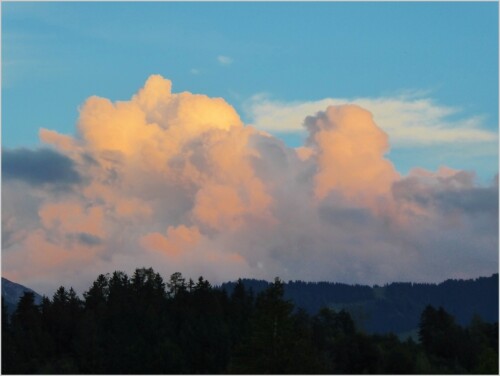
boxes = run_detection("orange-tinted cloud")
[2,75,497,295]
[141,225,201,258]
[39,201,105,238]
[305,105,400,207]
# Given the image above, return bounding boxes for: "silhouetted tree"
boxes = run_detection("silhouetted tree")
[230,277,316,373]
[2,297,14,374]
[2,270,497,374]
[9,292,45,373]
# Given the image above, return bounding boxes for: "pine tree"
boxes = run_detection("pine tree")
[10,292,44,373]
[230,277,299,373]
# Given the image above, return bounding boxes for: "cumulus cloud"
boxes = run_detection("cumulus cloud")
[303,105,400,207]
[2,75,497,295]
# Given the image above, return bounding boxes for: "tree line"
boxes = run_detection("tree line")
[2,267,498,374]
[222,274,499,333]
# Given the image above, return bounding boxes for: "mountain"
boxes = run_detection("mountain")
[2,277,43,315]
[221,274,498,337]
[2,273,497,338]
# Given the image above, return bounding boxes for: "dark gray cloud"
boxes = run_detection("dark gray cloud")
[2,148,80,186]
[77,233,102,246]
[63,233,102,247]
[435,187,498,216]
[392,174,498,217]
[319,205,372,228]
[304,110,332,138]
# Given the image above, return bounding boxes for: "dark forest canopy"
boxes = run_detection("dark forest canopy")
[221,274,499,335]
[2,268,498,374]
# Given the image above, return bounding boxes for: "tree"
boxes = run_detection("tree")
[9,292,45,373]
[419,305,468,372]
[230,277,302,373]
[377,334,416,374]
[132,268,165,294]
[312,308,374,373]
[83,273,109,310]
[167,272,186,298]
[228,279,254,351]
[2,297,14,374]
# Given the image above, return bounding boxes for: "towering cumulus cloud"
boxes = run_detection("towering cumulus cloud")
[304,105,399,207]
[2,75,498,295]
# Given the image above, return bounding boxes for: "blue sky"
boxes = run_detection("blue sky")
[2,2,499,291]
[2,1,498,181]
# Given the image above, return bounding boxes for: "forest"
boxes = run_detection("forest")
[222,273,499,334]
[2,267,498,374]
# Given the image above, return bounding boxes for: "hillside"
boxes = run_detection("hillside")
[221,274,499,336]
[2,268,498,374]
[3,273,497,337]
[1,277,43,314]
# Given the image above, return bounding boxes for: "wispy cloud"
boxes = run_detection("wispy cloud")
[217,55,233,65]
[244,94,498,147]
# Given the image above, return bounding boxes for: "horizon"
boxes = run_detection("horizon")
[2,2,498,297]
[2,268,499,299]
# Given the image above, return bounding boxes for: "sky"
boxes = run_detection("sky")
[1,2,499,295]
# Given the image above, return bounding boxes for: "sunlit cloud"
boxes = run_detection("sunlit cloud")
[2,75,497,295]
[245,94,498,147]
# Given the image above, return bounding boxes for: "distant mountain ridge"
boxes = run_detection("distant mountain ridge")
[2,277,43,314]
[2,273,497,337]
[221,274,499,336]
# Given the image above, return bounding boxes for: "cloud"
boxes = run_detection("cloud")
[245,94,498,147]
[2,75,497,295]
[217,55,233,65]
[76,233,103,246]
[2,148,81,186]
[303,105,400,207]
[393,168,498,222]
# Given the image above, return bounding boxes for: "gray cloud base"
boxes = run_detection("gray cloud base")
[2,148,80,186]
